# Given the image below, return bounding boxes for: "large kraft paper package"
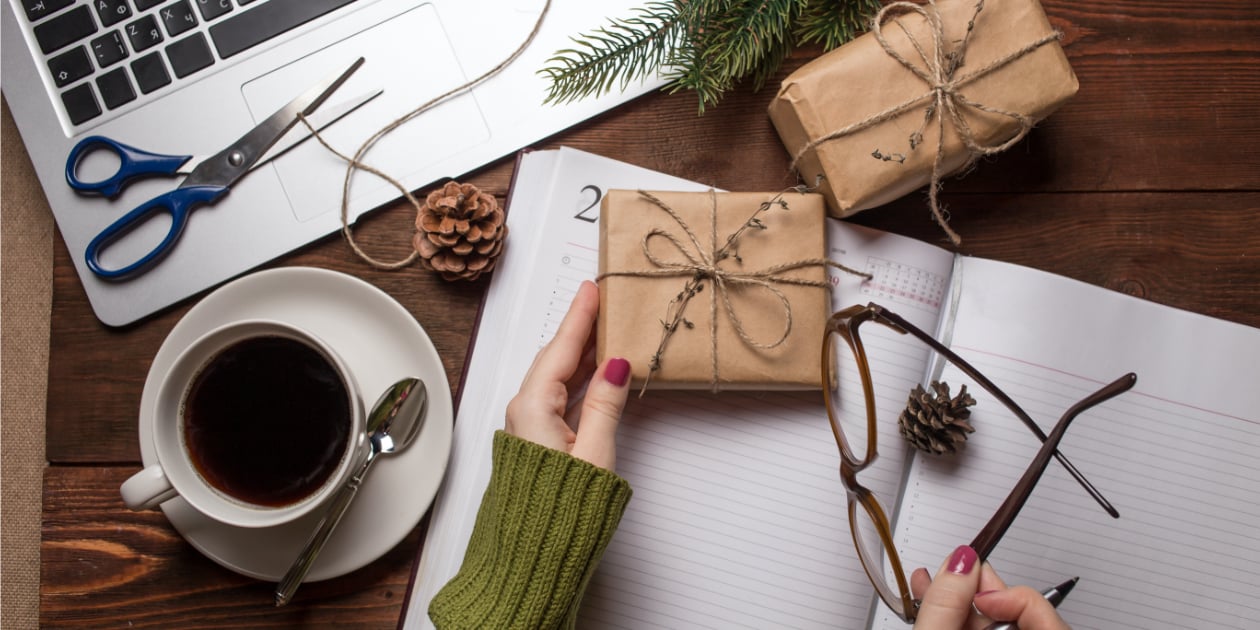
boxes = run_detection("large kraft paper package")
[596,189,830,391]
[769,0,1078,218]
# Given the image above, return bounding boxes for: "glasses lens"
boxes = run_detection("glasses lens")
[826,328,873,464]
[848,493,907,619]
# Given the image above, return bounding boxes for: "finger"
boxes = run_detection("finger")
[562,333,600,419]
[570,357,632,470]
[973,585,1070,630]
[910,567,932,600]
[977,562,1008,594]
[504,380,575,452]
[523,281,600,392]
[913,545,981,629]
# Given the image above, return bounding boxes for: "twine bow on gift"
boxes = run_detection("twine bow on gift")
[789,0,1063,245]
[596,190,870,395]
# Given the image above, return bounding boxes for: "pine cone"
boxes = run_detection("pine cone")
[898,381,976,455]
[413,181,507,281]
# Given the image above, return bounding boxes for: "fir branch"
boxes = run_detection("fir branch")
[666,0,800,112]
[794,0,880,49]
[662,28,732,113]
[745,26,794,92]
[539,2,687,105]
[542,0,880,111]
[701,0,802,80]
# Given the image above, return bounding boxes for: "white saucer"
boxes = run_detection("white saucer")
[138,267,453,581]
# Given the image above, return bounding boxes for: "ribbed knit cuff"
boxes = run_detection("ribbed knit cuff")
[429,431,633,630]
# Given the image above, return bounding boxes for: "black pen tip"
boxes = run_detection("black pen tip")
[1059,577,1080,596]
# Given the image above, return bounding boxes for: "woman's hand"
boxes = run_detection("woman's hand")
[505,280,632,471]
[910,546,1070,630]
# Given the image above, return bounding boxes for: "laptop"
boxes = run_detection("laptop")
[2,0,665,326]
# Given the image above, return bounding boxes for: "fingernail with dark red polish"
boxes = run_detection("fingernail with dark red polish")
[948,545,977,575]
[605,358,631,387]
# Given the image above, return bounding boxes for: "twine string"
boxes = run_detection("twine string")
[788,0,1062,245]
[296,0,553,269]
[596,190,870,394]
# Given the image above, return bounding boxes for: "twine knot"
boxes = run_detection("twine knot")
[790,0,1062,245]
[597,190,869,395]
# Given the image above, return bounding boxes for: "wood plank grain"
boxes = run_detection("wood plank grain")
[40,467,418,628]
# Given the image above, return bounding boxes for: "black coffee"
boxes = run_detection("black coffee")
[184,335,352,507]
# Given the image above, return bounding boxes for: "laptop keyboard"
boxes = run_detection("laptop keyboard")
[23,0,359,127]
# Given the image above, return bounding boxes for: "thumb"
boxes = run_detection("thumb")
[973,585,1071,630]
[571,357,631,471]
[913,546,981,628]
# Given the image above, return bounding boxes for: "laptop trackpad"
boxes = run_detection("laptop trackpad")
[241,3,490,223]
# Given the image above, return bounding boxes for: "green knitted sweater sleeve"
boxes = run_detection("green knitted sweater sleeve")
[428,430,633,630]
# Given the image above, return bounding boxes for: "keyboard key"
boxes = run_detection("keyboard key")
[166,32,214,78]
[48,46,93,87]
[62,83,101,125]
[135,0,164,9]
[238,0,259,5]
[210,0,358,59]
[125,14,164,52]
[195,0,232,22]
[94,0,132,27]
[33,5,97,54]
[90,30,129,68]
[131,53,171,93]
[160,1,198,37]
[97,67,137,110]
[22,0,74,22]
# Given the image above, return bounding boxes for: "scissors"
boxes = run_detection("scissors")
[66,57,377,280]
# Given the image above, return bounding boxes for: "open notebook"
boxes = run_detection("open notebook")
[402,147,1260,628]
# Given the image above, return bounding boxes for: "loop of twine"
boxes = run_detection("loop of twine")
[297,0,553,269]
[788,0,1061,245]
[596,190,871,394]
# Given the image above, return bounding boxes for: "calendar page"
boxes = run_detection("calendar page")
[861,256,950,312]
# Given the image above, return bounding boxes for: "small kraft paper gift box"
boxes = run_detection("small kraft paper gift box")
[596,189,843,392]
[768,0,1078,243]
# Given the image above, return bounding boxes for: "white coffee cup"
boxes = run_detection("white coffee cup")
[120,319,365,528]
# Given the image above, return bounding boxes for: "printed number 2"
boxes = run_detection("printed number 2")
[574,185,601,223]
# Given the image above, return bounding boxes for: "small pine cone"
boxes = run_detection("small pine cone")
[413,181,507,281]
[898,381,976,455]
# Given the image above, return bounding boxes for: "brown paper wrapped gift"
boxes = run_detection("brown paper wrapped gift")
[596,189,834,392]
[768,0,1078,242]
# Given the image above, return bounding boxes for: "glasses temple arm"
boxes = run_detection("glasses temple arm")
[970,373,1137,559]
[876,307,1121,519]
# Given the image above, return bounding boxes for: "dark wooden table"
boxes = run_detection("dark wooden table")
[39,1,1259,627]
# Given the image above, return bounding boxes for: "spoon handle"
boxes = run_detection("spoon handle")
[274,455,373,606]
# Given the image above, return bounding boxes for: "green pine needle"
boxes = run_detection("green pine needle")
[540,0,879,112]
[794,0,881,49]
[701,0,801,79]
[539,2,687,105]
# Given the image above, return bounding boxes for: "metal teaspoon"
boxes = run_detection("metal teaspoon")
[275,377,429,606]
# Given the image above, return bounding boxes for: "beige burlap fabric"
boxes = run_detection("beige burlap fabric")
[1,97,54,629]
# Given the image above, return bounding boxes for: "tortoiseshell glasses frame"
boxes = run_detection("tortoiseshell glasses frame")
[822,303,1136,622]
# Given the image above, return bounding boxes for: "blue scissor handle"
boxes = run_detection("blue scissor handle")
[85,185,228,280]
[66,135,193,198]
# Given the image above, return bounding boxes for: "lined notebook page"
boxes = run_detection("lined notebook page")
[870,258,1260,629]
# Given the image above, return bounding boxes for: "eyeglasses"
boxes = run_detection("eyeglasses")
[822,303,1136,622]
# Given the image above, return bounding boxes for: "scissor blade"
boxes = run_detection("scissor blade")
[252,89,383,167]
[183,57,366,188]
